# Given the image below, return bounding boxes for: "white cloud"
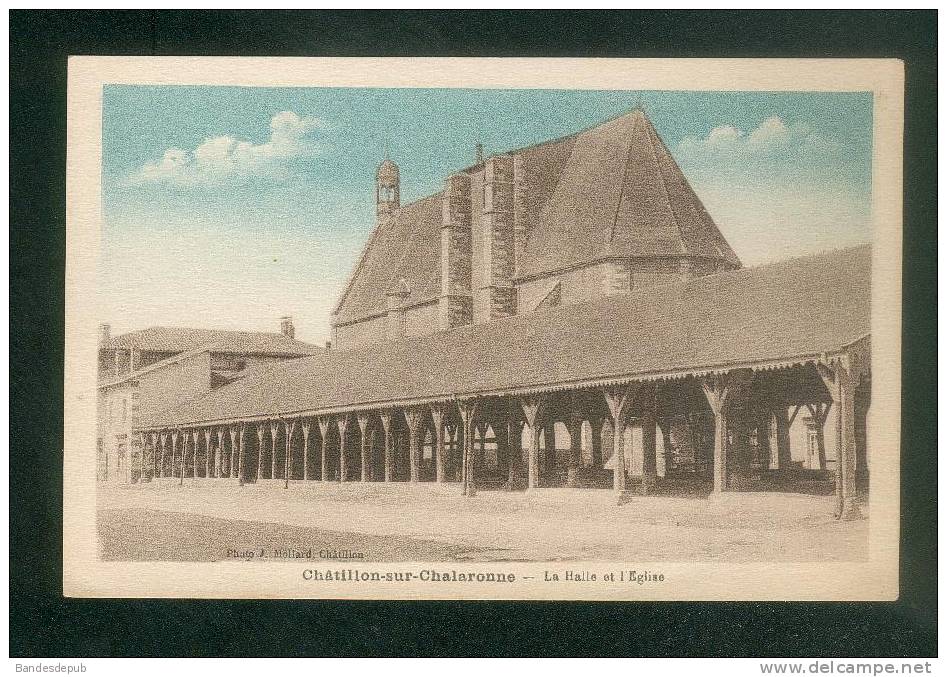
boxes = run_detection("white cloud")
[677,115,840,163]
[129,111,325,186]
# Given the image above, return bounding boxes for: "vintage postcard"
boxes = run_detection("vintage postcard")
[64,57,903,600]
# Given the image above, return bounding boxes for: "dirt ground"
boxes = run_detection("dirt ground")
[97,480,868,563]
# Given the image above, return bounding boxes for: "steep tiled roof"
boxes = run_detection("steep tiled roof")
[101,326,323,356]
[332,109,739,326]
[332,194,443,325]
[142,246,869,429]
[520,110,740,277]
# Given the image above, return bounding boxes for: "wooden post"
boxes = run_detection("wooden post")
[301,420,311,481]
[542,422,557,485]
[519,396,544,490]
[506,417,523,490]
[773,407,792,469]
[566,410,582,488]
[237,423,247,486]
[640,384,657,495]
[817,363,860,520]
[216,428,225,478]
[458,398,480,497]
[191,430,200,479]
[702,376,731,493]
[255,424,265,482]
[702,371,751,493]
[336,415,349,482]
[602,383,641,500]
[269,421,279,480]
[805,402,832,470]
[403,407,424,483]
[357,413,371,482]
[177,430,185,486]
[430,404,447,483]
[317,416,331,482]
[283,419,296,489]
[379,411,393,482]
[159,433,167,478]
[228,426,238,479]
[202,430,211,478]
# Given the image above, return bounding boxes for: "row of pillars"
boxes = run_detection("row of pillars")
[139,360,863,519]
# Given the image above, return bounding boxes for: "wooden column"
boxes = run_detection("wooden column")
[202,430,212,478]
[336,415,350,482]
[403,407,424,483]
[589,418,603,469]
[519,396,544,490]
[773,406,800,470]
[159,433,167,478]
[191,430,200,479]
[817,362,860,520]
[255,425,265,481]
[269,421,279,480]
[702,375,731,493]
[458,399,479,497]
[602,385,639,499]
[216,428,225,478]
[357,413,371,482]
[542,422,557,485]
[283,419,296,488]
[229,426,238,479]
[566,410,583,488]
[506,417,523,490]
[640,385,657,495]
[301,420,311,481]
[379,411,393,482]
[701,371,751,493]
[237,424,247,486]
[177,430,185,485]
[429,404,447,483]
[317,416,332,481]
[805,402,832,470]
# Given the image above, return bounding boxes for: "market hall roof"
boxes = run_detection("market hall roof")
[100,326,323,357]
[142,245,870,430]
[332,109,740,327]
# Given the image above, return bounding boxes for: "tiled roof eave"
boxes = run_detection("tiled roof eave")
[513,253,737,283]
[135,347,862,432]
[332,295,441,328]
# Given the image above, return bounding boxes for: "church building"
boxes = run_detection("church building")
[332,109,740,349]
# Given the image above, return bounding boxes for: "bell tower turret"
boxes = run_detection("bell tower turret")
[376,156,400,222]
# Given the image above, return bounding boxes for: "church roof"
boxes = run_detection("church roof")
[333,109,740,326]
[100,326,323,356]
[141,245,869,430]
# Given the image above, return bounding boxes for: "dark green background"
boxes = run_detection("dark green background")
[10,10,937,657]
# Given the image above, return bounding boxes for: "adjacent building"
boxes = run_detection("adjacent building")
[97,319,322,482]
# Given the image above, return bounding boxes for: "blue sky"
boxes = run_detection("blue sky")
[101,86,873,343]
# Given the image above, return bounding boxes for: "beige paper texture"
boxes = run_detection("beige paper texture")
[65,57,903,600]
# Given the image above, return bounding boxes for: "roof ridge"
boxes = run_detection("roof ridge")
[644,118,690,256]
[608,112,641,246]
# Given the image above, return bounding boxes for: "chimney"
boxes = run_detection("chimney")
[475,142,484,165]
[98,323,111,345]
[280,316,295,338]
